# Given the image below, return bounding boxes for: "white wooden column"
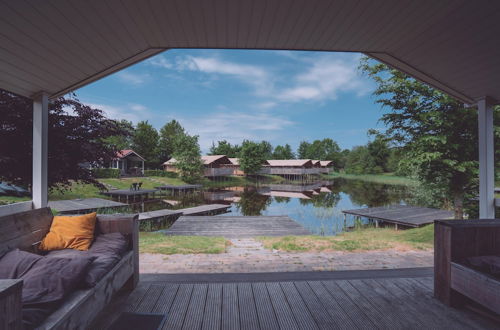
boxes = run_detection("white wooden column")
[33,92,49,208]
[478,97,495,218]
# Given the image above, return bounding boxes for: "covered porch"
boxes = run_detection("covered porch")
[0,0,499,328]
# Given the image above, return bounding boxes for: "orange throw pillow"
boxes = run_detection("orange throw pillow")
[39,212,97,251]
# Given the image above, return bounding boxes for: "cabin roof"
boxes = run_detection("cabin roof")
[265,159,313,167]
[115,149,145,161]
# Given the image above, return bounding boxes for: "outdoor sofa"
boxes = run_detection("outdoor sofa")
[0,207,138,329]
[435,219,500,317]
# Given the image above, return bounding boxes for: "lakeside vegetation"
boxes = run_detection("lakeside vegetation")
[257,224,434,252]
[327,172,417,186]
[139,233,228,254]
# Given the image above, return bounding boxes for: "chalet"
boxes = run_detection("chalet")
[262,159,318,176]
[227,158,244,176]
[109,149,145,176]
[163,155,234,177]
[319,160,334,174]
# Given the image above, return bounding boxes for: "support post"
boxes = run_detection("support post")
[478,98,495,219]
[32,93,49,209]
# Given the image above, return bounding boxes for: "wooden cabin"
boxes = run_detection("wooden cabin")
[109,150,145,176]
[163,155,234,177]
[320,160,334,174]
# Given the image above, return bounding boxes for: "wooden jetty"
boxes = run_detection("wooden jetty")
[48,198,127,214]
[155,184,202,195]
[166,215,311,237]
[179,204,231,216]
[342,205,454,228]
[138,204,230,222]
[102,189,158,203]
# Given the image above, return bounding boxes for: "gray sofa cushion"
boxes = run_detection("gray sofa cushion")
[45,233,128,287]
[0,249,42,279]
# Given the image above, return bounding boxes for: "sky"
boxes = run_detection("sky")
[75,49,386,154]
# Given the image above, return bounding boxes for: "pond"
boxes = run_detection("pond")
[129,179,412,235]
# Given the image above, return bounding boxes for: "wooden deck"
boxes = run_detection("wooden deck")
[343,205,454,228]
[166,216,311,237]
[47,198,127,213]
[138,209,183,221]
[92,269,495,329]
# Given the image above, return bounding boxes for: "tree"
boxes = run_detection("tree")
[272,144,295,159]
[360,56,485,219]
[172,134,204,183]
[239,140,266,175]
[0,90,128,189]
[366,130,391,173]
[104,119,134,150]
[297,141,310,159]
[209,140,241,157]
[259,140,273,159]
[132,121,160,168]
[158,120,185,162]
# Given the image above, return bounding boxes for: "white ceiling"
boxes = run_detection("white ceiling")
[1,0,499,104]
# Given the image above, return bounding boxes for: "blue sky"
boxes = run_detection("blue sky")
[76,49,386,153]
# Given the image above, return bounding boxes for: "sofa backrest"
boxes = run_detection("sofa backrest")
[0,207,53,256]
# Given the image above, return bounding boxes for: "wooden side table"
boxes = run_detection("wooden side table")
[0,279,23,330]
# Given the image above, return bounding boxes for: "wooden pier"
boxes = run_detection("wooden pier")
[342,205,454,228]
[102,189,158,203]
[166,215,311,238]
[155,184,202,195]
[48,198,127,214]
[179,204,231,216]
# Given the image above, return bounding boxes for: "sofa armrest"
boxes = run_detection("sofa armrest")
[96,214,139,288]
[0,279,23,330]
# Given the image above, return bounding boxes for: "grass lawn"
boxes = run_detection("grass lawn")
[327,172,417,186]
[257,224,434,252]
[139,233,229,254]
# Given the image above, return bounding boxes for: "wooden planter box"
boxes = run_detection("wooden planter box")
[435,219,500,314]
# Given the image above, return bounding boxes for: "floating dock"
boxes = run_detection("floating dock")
[342,205,454,228]
[165,215,311,238]
[48,198,127,214]
[155,184,202,195]
[138,204,231,221]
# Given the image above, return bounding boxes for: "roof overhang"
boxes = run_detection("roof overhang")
[1,0,499,105]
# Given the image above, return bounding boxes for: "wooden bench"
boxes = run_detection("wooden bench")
[0,207,139,330]
[435,219,500,315]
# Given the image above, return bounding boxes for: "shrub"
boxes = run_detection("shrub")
[143,170,178,178]
[92,168,120,178]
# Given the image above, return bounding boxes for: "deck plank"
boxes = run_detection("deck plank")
[266,282,300,330]
[280,282,319,330]
[307,281,357,330]
[152,283,179,314]
[201,283,222,330]
[182,283,208,330]
[135,284,164,313]
[293,281,338,329]
[222,283,240,330]
[237,283,260,330]
[320,280,376,329]
[252,282,280,330]
[162,284,193,330]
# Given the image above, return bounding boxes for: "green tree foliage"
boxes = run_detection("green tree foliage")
[209,140,241,157]
[259,141,273,159]
[104,119,134,150]
[296,138,342,169]
[132,121,160,169]
[272,144,295,159]
[159,120,185,162]
[172,134,204,183]
[239,140,267,175]
[345,146,376,174]
[359,56,495,218]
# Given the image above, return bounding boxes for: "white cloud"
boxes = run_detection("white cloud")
[175,55,274,96]
[276,55,371,102]
[148,56,173,69]
[86,102,149,124]
[177,111,295,152]
[116,71,149,85]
